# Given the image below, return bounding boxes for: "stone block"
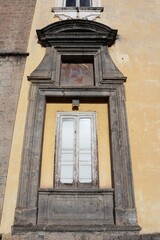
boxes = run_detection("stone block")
[141,233,160,240]
[1,233,160,240]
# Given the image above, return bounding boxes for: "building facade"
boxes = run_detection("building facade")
[0,1,160,239]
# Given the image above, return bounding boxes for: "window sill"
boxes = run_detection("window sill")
[52,7,104,20]
[38,188,114,194]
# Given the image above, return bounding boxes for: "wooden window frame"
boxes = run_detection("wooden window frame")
[55,112,98,189]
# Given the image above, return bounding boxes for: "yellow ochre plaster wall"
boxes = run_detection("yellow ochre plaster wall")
[1,0,160,235]
[100,0,160,233]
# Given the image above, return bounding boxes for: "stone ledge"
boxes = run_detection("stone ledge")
[0,52,29,57]
[12,225,141,234]
[1,232,160,240]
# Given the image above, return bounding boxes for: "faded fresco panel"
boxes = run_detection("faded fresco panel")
[61,63,94,86]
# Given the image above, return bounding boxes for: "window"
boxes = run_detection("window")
[53,0,103,21]
[55,112,98,188]
[65,0,91,7]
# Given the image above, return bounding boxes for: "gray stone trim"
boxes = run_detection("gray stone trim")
[2,232,160,240]
[13,225,141,234]
[17,86,46,209]
[36,19,117,47]
[0,52,29,57]
[141,233,160,240]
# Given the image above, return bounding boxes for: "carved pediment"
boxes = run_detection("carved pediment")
[29,20,125,83]
[37,19,117,47]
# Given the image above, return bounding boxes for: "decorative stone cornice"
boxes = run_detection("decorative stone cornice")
[37,19,117,47]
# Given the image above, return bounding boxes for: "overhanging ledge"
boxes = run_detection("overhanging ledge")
[37,19,117,47]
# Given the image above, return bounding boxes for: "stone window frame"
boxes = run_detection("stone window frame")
[13,19,141,234]
[13,86,139,230]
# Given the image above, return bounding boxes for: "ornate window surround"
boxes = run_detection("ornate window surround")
[52,0,103,20]
[13,20,141,235]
